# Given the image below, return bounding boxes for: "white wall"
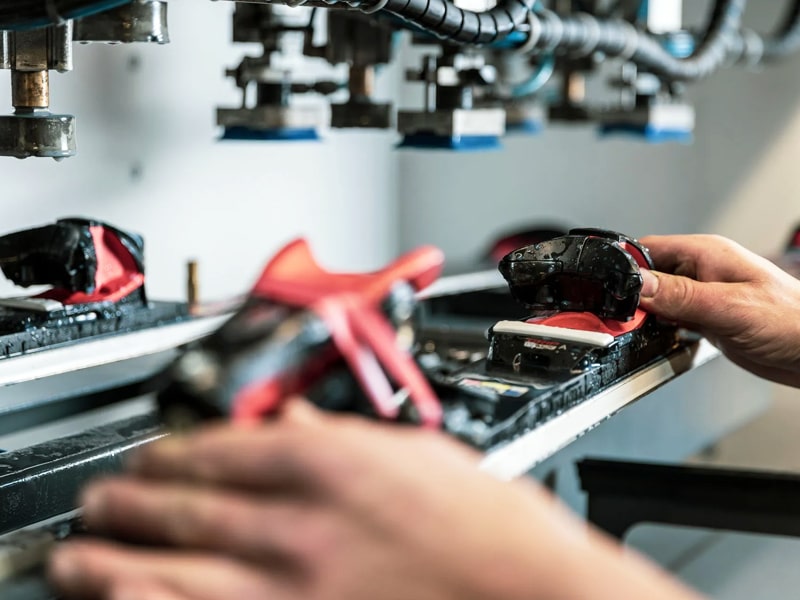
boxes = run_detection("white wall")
[0,0,399,302]
[694,57,800,256]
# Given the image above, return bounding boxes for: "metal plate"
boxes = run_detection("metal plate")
[0,114,75,160]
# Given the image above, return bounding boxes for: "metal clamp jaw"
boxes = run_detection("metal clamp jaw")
[217,4,336,141]
[0,23,76,160]
[0,0,169,160]
[398,51,506,150]
[73,0,170,44]
[314,12,395,129]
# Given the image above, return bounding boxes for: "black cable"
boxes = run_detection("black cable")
[697,0,734,46]
[624,0,746,80]
[762,0,800,61]
[306,6,318,30]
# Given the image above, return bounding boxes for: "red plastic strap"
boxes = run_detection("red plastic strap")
[490,235,534,262]
[314,298,399,420]
[232,378,284,422]
[528,309,648,337]
[253,239,443,304]
[232,343,343,422]
[242,239,445,426]
[40,225,144,304]
[620,241,649,270]
[348,305,442,427]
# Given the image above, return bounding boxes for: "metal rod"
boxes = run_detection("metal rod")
[187,260,199,307]
[11,71,48,110]
[349,65,375,99]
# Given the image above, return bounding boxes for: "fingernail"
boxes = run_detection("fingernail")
[640,269,659,298]
[80,486,107,524]
[49,547,81,587]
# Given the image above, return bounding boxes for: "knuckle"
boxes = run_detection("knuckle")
[651,274,695,319]
[258,435,315,476]
[288,512,342,564]
[697,234,738,265]
[167,492,218,546]
[673,275,697,308]
[705,233,727,245]
[704,233,736,251]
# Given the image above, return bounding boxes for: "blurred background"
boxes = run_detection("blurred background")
[2,1,800,597]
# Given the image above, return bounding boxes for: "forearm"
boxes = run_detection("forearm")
[492,483,704,600]
[528,526,705,600]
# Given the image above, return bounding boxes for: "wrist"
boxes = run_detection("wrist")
[552,528,705,600]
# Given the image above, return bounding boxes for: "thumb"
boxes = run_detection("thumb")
[639,268,719,325]
[281,396,325,425]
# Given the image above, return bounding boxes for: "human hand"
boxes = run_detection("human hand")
[48,401,701,600]
[639,234,800,387]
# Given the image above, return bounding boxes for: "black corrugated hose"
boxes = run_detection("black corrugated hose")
[611,0,747,80]
[378,0,535,44]
[0,0,131,30]
[379,0,534,45]
[8,0,799,82]
[377,0,749,81]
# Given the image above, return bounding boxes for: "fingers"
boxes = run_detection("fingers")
[639,234,774,283]
[108,579,192,600]
[639,269,745,334]
[49,540,287,600]
[80,478,314,565]
[130,408,342,495]
[638,235,694,275]
[131,398,477,500]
